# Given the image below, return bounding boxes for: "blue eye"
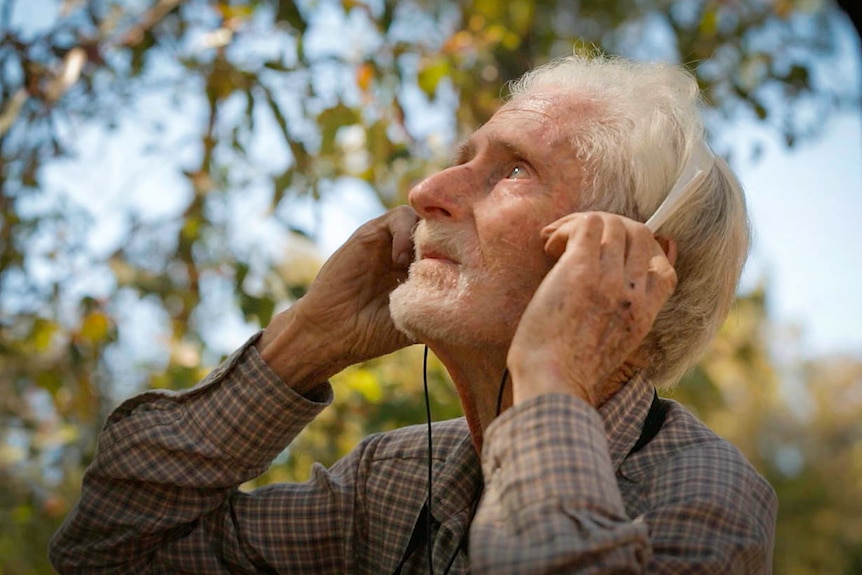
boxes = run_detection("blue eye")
[507,165,527,179]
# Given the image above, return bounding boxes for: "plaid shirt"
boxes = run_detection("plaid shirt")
[51,335,776,574]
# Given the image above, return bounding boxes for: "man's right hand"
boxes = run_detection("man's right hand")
[257,206,418,395]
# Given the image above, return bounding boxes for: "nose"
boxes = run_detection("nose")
[408,164,475,221]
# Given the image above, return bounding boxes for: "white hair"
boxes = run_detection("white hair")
[508,54,751,388]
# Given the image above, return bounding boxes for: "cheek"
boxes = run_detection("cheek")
[479,198,563,261]
[479,210,555,291]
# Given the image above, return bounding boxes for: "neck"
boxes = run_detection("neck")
[427,342,645,453]
[427,343,511,454]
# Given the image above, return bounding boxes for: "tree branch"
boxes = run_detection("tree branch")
[116,0,183,47]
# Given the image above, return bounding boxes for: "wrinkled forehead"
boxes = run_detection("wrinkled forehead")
[491,90,597,145]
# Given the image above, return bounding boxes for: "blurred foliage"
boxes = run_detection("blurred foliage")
[667,290,862,575]
[0,0,860,573]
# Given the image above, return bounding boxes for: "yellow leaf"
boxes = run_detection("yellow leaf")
[474,0,503,20]
[508,0,534,34]
[80,311,110,343]
[501,30,521,51]
[699,9,718,37]
[340,368,383,402]
[218,4,253,21]
[30,318,59,351]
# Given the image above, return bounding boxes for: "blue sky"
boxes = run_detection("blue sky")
[733,110,861,358]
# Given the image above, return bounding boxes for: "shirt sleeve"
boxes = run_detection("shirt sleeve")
[470,394,651,574]
[47,334,360,574]
[470,393,777,575]
[643,439,777,574]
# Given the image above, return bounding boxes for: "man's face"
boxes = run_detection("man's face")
[390,91,589,349]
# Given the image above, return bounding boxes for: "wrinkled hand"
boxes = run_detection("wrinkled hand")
[507,212,677,408]
[258,206,418,392]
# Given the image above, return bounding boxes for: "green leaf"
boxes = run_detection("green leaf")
[318,104,361,156]
[239,292,276,325]
[417,58,451,98]
[272,167,295,208]
[381,1,396,31]
[36,371,63,397]
[276,0,307,33]
[129,30,156,77]
[785,65,810,92]
[263,60,294,72]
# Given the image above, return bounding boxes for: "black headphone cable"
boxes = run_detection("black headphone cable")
[422,347,509,574]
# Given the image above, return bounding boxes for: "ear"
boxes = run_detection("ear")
[655,236,678,266]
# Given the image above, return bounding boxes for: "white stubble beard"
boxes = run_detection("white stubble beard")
[389,223,480,348]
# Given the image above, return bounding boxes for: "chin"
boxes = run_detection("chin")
[389,279,469,347]
[389,274,516,350]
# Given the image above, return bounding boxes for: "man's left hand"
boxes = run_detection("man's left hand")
[507,212,677,408]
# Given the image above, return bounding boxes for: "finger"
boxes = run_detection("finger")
[599,215,627,279]
[623,222,655,291]
[543,224,570,259]
[540,211,581,242]
[543,213,603,265]
[388,206,418,268]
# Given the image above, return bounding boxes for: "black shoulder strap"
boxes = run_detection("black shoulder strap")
[392,498,431,575]
[628,389,667,457]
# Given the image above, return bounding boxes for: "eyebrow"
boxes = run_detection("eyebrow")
[452,135,533,167]
[452,140,474,166]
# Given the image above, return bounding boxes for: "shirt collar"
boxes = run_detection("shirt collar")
[429,374,655,516]
[431,429,483,521]
[598,372,656,471]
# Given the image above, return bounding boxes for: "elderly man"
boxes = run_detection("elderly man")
[51,55,777,574]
